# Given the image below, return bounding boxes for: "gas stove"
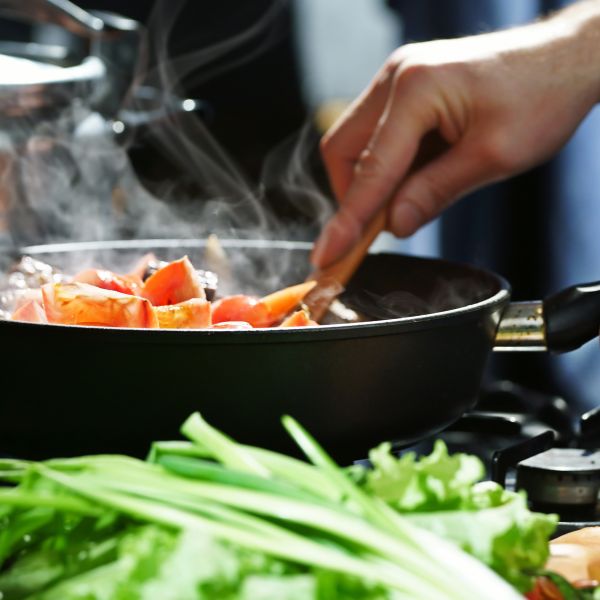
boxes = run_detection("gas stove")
[489,398,600,536]
[357,380,600,537]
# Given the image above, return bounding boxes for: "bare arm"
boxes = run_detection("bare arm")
[311,0,600,268]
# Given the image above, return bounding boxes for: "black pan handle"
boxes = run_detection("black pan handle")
[543,281,600,353]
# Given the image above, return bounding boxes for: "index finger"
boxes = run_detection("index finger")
[313,76,438,267]
[320,61,395,202]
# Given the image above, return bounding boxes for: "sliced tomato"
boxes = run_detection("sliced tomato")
[210,321,254,330]
[42,282,158,328]
[260,281,317,325]
[11,299,47,323]
[73,268,142,296]
[525,577,564,600]
[278,309,318,328]
[211,295,270,328]
[155,298,211,329]
[141,256,204,307]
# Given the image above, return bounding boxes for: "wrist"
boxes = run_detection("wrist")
[544,0,600,105]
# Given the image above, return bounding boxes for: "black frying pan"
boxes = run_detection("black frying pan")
[0,239,598,463]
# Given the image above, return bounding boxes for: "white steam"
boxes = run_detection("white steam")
[1,0,336,295]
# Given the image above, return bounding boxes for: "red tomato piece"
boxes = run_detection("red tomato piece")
[73,268,142,295]
[211,295,271,328]
[142,256,204,307]
[11,299,47,323]
[42,282,158,328]
[155,298,211,329]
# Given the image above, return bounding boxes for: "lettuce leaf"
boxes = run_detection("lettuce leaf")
[352,440,558,592]
[356,439,485,512]
[406,484,557,592]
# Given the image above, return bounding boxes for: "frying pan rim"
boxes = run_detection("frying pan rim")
[4,238,512,342]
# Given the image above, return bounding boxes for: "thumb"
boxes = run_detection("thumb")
[389,141,500,237]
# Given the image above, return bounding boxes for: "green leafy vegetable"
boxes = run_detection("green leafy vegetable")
[0,411,558,599]
[351,440,557,592]
[356,439,485,512]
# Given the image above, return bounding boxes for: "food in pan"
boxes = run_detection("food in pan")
[2,253,319,329]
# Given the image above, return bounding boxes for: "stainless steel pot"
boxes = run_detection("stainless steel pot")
[0,0,207,247]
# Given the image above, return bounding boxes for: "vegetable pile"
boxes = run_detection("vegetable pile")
[4,254,318,329]
[0,411,564,599]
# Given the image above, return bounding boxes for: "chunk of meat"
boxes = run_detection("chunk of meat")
[141,256,205,307]
[42,282,158,328]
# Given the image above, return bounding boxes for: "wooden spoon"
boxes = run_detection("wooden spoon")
[304,208,386,322]
[302,130,452,322]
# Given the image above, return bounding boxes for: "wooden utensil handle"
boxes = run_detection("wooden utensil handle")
[305,209,386,321]
[308,210,387,288]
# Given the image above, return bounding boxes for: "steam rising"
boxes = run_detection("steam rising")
[348,277,494,320]
[0,0,501,323]
[0,0,335,293]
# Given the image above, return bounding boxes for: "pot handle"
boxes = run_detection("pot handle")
[0,0,104,37]
[544,281,600,353]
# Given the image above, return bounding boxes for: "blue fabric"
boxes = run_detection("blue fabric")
[387,0,599,410]
[389,0,541,39]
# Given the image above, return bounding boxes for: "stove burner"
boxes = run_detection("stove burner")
[516,449,600,521]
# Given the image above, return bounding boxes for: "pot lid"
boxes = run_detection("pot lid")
[0,0,141,119]
[0,52,105,118]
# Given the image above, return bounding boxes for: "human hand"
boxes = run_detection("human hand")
[311,2,600,268]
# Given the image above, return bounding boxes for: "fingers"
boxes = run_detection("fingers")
[312,72,438,267]
[320,62,395,202]
[389,140,498,237]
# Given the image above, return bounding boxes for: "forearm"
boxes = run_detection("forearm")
[533,0,600,106]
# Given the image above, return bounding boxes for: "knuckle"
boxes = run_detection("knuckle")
[381,45,426,87]
[354,148,387,182]
[393,61,433,90]
[388,43,417,68]
[385,48,405,72]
